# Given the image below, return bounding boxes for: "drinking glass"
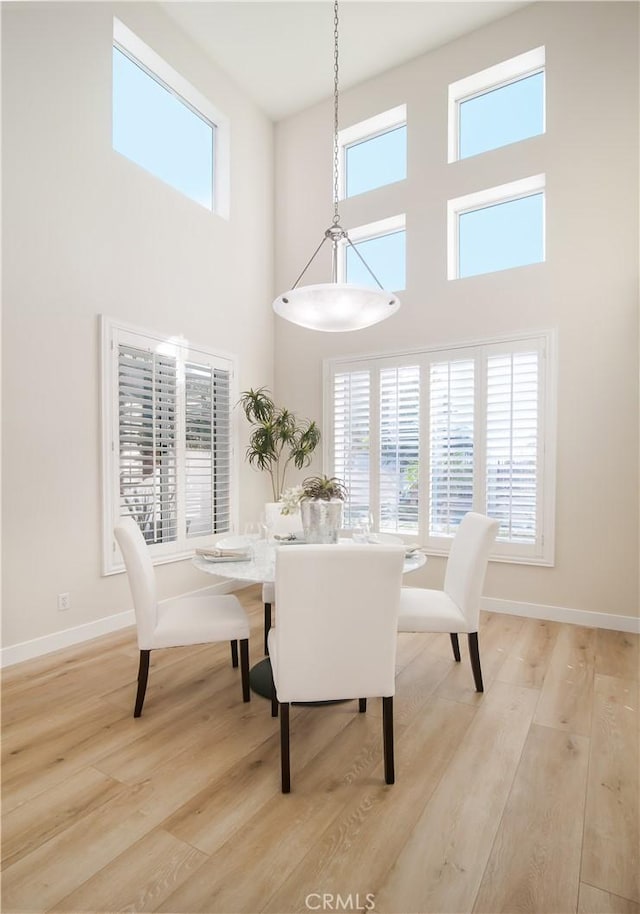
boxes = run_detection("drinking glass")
[243,521,262,541]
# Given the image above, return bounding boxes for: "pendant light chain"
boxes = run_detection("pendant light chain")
[272,0,400,329]
[332,0,340,225]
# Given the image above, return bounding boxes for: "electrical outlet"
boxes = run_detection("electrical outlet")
[57,592,71,611]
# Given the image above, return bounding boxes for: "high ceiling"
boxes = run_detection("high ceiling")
[161,1,529,121]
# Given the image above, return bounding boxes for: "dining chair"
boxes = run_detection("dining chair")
[114,516,251,717]
[397,512,498,691]
[262,506,303,655]
[268,543,405,793]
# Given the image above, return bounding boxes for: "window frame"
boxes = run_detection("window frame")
[338,104,407,200]
[339,214,407,291]
[448,46,546,163]
[323,330,557,566]
[100,315,239,575]
[113,18,230,218]
[447,174,546,281]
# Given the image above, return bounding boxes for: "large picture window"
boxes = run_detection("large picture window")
[101,316,237,574]
[325,332,556,565]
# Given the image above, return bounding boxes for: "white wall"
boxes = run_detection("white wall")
[273,2,639,619]
[2,2,275,648]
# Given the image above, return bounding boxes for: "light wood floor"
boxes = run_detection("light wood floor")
[2,585,638,914]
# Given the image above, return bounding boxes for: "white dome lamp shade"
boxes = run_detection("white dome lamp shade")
[273,225,401,333]
[272,2,401,334]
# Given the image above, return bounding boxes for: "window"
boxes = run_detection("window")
[339,105,407,198]
[448,47,545,162]
[112,19,229,216]
[448,175,545,279]
[101,316,237,574]
[325,332,555,565]
[341,216,406,291]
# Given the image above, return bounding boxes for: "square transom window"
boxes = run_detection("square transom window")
[339,105,407,199]
[449,47,545,162]
[448,176,545,280]
[342,216,406,291]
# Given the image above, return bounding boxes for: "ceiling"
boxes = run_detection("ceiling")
[161,1,529,121]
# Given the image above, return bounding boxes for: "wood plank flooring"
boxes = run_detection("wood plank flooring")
[1,586,638,914]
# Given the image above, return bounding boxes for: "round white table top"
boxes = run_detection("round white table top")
[192,537,426,584]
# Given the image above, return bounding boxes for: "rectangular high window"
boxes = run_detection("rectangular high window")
[112,19,229,216]
[449,47,545,162]
[101,316,237,574]
[325,332,556,565]
[448,175,545,280]
[339,105,407,199]
[342,215,406,291]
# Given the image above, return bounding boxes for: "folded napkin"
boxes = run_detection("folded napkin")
[404,543,426,556]
[195,546,250,558]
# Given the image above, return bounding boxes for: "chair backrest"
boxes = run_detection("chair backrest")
[444,512,499,626]
[273,544,405,703]
[114,516,158,647]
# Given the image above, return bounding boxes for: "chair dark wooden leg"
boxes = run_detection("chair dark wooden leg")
[280,702,291,793]
[264,602,272,655]
[230,640,239,668]
[468,631,484,692]
[450,633,461,662]
[134,650,150,718]
[359,698,367,713]
[271,676,279,717]
[382,696,395,785]
[239,639,250,702]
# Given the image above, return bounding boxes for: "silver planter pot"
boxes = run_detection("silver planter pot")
[300,499,343,544]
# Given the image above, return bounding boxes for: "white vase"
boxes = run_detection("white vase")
[300,499,343,544]
[264,502,303,538]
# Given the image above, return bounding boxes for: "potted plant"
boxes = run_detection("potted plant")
[297,475,348,544]
[239,387,321,502]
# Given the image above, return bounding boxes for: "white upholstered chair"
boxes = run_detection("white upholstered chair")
[398,512,498,692]
[262,505,303,655]
[268,543,405,793]
[115,517,251,717]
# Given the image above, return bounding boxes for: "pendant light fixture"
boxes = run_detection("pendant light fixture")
[273,0,401,333]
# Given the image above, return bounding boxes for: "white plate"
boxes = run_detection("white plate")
[199,553,251,564]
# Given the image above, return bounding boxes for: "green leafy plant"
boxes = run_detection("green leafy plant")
[301,475,348,501]
[239,387,321,501]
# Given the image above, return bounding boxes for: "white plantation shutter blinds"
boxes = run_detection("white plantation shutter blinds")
[429,358,475,537]
[326,332,553,564]
[379,366,420,533]
[118,345,178,544]
[486,350,539,544]
[333,370,370,526]
[103,318,236,572]
[212,367,231,533]
[184,362,231,537]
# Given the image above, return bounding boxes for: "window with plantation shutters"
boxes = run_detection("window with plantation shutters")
[333,370,370,528]
[102,317,237,573]
[118,345,178,545]
[325,332,555,565]
[429,358,475,537]
[485,347,540,546]
[380,365,420,533]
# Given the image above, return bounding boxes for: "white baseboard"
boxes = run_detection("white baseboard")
[3,587,637,669]
[482,597,640,634]
[0,579,251,669]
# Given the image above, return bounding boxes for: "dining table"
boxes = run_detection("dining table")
[193,537,427,699]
